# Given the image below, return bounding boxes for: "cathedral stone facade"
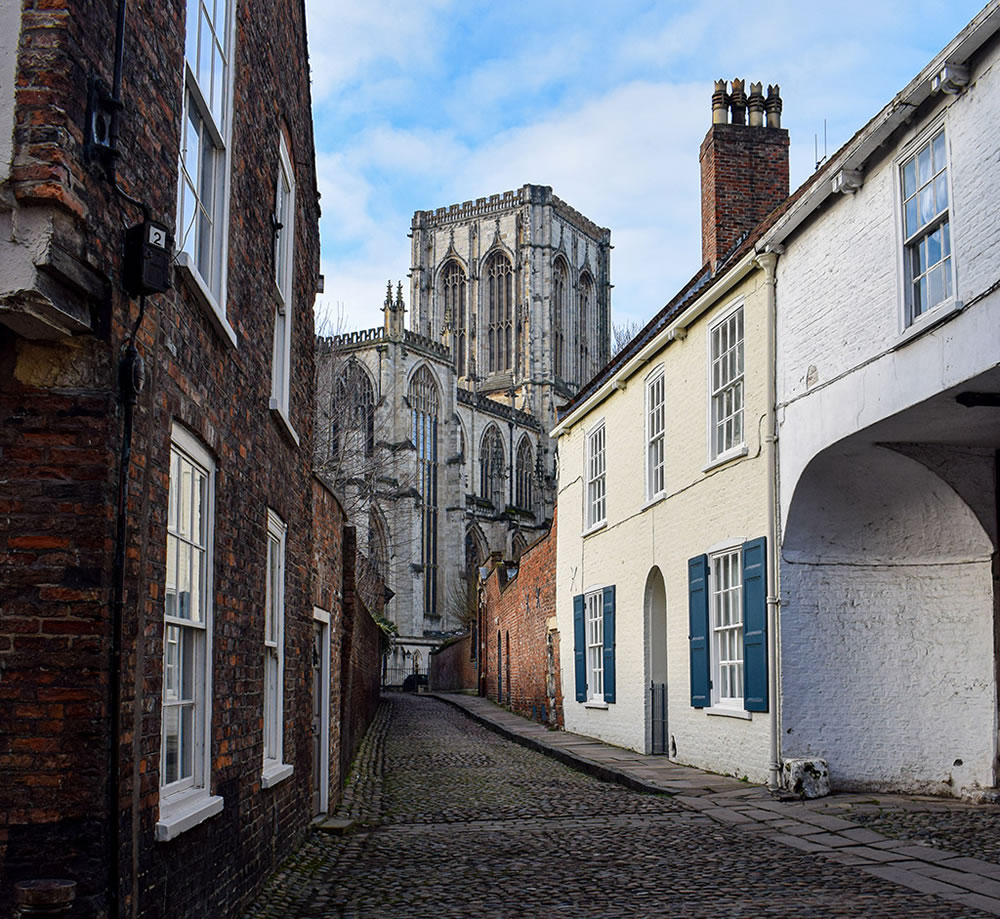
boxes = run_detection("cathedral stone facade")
[316,185,611,682]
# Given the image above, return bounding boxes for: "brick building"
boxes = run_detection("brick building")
[0,1,380,916]
[478,515,562,729]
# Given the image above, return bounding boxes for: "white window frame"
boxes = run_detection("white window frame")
[270,133,297,442]
[585,420,606,532]
[645,365,665,503]
[175,0,238,348]
[157,425,223,842]
[895,120,959,333]
[707,301,745,465]
[709,545,744,711]
[585,589,604,703]
[262,509,292,787]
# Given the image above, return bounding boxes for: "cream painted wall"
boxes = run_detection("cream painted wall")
[556,266,774,782]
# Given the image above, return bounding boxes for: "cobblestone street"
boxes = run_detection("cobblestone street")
[246,695,992,918]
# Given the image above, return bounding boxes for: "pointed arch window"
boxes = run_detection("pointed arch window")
[409,366,440,617]
[480,425,506,510]
[515,437,534,512]
[442,260,468,375]
[486,253,514,373]
[367,506,389,584]
[578,272,594,384]
[553,259,568,381]
[330,360,374,459]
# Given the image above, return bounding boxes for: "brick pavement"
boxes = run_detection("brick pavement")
[246,694,995,917]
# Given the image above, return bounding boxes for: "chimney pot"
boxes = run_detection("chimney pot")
[748,82,765,127]
[730,78,747,125]
[712,79,729,125]
[766,84,783,128]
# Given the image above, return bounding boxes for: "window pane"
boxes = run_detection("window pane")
[917,144,932,185]
[942,220,951,258]
[934,172,948,214]
[902,159,916,198]
[905,198,918,238]
[932,131,946,172]
[919,185,935,227]
[928,264,944,308]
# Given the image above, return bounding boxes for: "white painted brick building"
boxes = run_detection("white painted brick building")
[769,4,1000,796]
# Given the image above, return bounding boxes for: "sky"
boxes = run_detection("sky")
[303,1,987,335]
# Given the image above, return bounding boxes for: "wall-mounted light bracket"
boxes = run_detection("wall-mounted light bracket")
[84,75,121,173]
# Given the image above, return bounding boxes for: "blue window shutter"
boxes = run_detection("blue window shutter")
[573,594,586,702]
[602,585,616,703]
[688,555,710,708]
[742,537,768,713]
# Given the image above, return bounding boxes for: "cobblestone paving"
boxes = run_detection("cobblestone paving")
[849,808,1000,865]
[246,695,989,918]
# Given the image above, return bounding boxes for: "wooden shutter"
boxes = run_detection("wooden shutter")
[602,585,616,703]
[573,594,586,702]
[688,555,710,708]
[742,537,768,713]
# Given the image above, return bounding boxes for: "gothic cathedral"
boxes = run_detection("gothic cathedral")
[316,184,611,682]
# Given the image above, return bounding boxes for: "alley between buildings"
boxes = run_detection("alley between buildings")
[246,695,993,918]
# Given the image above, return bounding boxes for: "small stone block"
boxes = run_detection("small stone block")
[782,758,830,798]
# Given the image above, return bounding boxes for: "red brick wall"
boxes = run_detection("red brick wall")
[0,0,325,916]
[338,528,384,784]
[699,123,789,269]
[429,634,478,692]
[480,514,562,728]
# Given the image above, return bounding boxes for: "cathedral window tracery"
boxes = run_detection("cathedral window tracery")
[578,271,594,383]
[409,366,440,617]
[486,252,514,373]
[442,260,467,375]
[553,258,568,381]
[479,425,506,510]
[330,360,374,459]
[515,437,534,512]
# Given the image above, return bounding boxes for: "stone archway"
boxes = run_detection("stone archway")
[781,440,995,794]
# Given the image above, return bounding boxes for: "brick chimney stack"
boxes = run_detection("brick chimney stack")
[700,79,789,271]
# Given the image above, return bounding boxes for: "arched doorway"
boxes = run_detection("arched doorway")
[645,567,668,754]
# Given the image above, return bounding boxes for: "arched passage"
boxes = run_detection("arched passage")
[781,440,995,794]
[644,567,668,754]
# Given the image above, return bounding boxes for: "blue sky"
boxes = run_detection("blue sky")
[304,1,987,334]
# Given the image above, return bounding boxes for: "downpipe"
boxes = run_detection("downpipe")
[754,248,782,792]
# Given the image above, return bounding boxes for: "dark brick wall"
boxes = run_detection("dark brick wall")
[429,634,478,692]
[0,0,331,916]
[339,528,384,785]
[699,122,789,269]
[480,515,562,728]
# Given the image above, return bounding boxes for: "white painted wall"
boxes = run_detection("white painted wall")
[775,35,1000,795]
[0,3,21,181]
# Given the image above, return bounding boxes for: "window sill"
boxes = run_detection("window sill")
[261,761,294,789]
[702,445,748,474]
[583,700,609,710]
[705,706,752,720]
[155,789,224,842]
[175,252,238,350]
[582,520,607,539]
[641,492,666,512]
[894,297,964,350]
[269,400,300,447]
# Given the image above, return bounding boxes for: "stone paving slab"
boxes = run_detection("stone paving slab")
[433,691,1000,916]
